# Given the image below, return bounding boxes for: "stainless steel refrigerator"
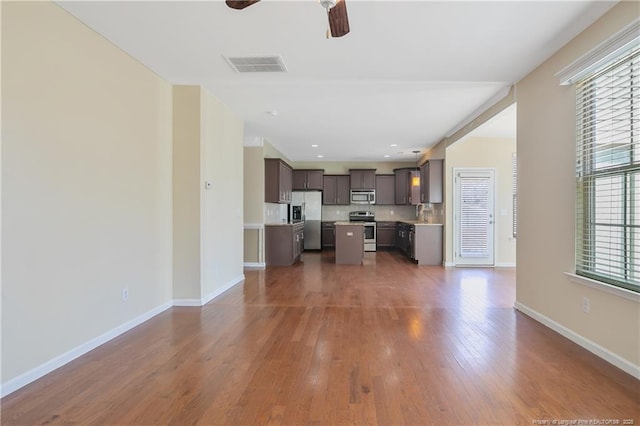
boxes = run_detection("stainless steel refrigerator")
[291,191,322,250]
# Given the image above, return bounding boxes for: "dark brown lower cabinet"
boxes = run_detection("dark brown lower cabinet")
[321,222,336,248]
[396,222,413,257]
[393,221,443,265]
[265,223,304,266]
[376,221,396,248]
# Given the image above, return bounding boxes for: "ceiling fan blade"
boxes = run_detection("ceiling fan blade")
[225,0,260,10]
[328,0,350,37]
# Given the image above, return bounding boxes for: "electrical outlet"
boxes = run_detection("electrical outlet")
[582,296,590,313]
[122,287,129,302]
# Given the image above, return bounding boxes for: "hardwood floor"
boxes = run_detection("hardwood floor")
[2,250,639,425]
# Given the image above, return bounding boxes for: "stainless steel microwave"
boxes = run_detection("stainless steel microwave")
[350,190,375,204]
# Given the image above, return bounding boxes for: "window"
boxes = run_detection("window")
[575,46,639,292]
[512,152,517,238]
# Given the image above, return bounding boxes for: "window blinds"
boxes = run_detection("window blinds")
[512,153,517,239]
[459,176,490,258]
[575,47,640,291]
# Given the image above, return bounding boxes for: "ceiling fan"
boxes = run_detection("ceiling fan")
[225,0,350,38]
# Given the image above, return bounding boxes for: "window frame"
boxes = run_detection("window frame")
[574,47,639,293]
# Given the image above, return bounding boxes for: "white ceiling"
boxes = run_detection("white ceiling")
[57,0,616,162]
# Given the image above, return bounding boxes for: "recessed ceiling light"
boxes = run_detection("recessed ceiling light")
[384,154,391,158]
[390,144,398,147]
[311,144,318,148]
[317,155,324,158]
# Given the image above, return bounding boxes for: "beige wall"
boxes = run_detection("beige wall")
[243,146,265,265]
[243,229,260,263]
[173,85,245,300]
[2,1,173,383]
[244,147,265,224]
[200,88,244,298]
[2,2,245,393]
[263,140,291,163]
[516,1,639,372]
[420,141,446,163]
[173,86,202,299]
[445,136,517,266]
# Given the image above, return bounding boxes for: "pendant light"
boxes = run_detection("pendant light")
[411,150,421,187]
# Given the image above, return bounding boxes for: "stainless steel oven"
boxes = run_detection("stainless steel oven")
[363,222,376,252]
[349,211,376,252]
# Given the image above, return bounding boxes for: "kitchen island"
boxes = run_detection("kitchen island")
[334,222,364,265]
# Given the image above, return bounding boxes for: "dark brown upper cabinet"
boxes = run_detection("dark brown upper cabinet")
[323,175,350,205]
[292,169,324,191]
[349,169,376,190]
[375,174,395,205]
[394,168,410,205]
[264,158,292,204]
[419,159,443,203]
[394,168,420,205]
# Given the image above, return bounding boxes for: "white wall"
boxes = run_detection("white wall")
[445,136,517,267]
[515,1,639,376]
[2,1,173,385]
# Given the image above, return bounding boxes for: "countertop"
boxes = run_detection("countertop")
[326,220,442,226]
[321,220,443,226]
[397,220,443,226]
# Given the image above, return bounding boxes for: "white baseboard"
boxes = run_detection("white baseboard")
[0,274,247,398]
[201,274,244,306]
[173,274,245,307]
[514,301,640,379]
[244,262,265,270]
[172,299,203,307]
[0,301,173,398]
[443,261,516,268]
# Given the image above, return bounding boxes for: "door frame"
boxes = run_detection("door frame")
[453,168,496,267]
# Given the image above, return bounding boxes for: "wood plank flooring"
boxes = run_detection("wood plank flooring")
[2,250,639,425]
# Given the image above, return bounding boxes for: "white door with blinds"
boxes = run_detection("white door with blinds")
[454,169,495,266]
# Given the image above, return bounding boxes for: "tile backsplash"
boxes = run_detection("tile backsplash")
[264,202,288,224]
[322,204,442,223]
[265,202,443,224]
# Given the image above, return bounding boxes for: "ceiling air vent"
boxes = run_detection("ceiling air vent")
[224,55,288,73]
